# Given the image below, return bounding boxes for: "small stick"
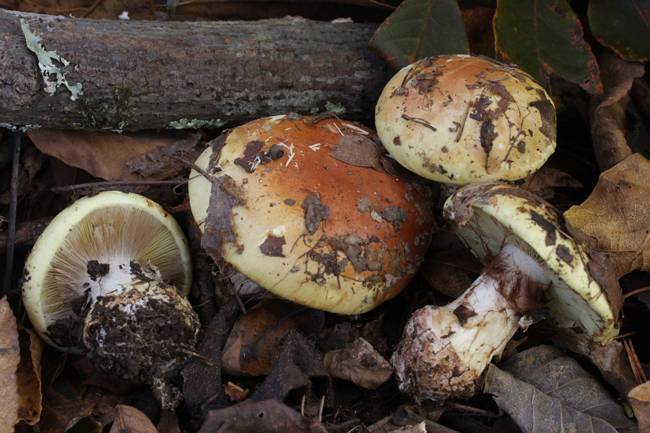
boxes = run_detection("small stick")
[3,133,21,296]
[624,286,650,299]
[318,395,325,422]
[51,179,185,193]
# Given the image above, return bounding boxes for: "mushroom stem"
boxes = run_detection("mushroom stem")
[392,244,550,401]
[82,262,199,409]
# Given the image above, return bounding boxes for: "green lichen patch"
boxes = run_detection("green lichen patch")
[168,118,227,130]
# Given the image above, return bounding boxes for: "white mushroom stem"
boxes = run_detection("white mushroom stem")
[392,244,551,401]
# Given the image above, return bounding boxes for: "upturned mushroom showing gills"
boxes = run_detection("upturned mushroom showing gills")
[375,55,556,185]
[188,114,434,314]
[22,191,198,408]
[392,183,621,401]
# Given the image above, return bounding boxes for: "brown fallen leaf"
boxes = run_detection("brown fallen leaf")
[109,405,158,433]
[485,345,636,433]
[27,129,201,181]
[565,153,650,278]
[520,165,583,207]
[157,410,181,433]
[0,0,155,19]
[589,50,645,171]
[461,7,495,57]
[224,382,249,402]
[16,329,43,425]
[629,382,650,433]
[323,337,392,390]
[420,230,480,299]
[389,422,426,433]
[222,300,324,376]
[250,331,329,402]
[0,297,20,433]
[555,329,639,398]
[198,399,328,433]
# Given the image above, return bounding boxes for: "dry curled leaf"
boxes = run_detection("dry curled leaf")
[485,345,636,433]
[222,300,324,376]
[0,297,20,433]
[565,153,650,278]
[157,410,181,433]
[224,382,249,403]
[629,382,650,433]
[109,405,158,433]
[16,329,43,425]
[589,51,645,171]
[198,399,328,433]
[28,129,201,181]
[324,337,392,390]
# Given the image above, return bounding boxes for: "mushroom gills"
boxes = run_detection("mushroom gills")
[392,244,551,401]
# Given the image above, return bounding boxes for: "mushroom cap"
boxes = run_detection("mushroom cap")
[444,183,621,343]
[188,115,433,314]
[375,55,556,184]
[22,191,192,350]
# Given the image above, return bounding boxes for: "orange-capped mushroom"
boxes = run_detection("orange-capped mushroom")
[189,115,433,314]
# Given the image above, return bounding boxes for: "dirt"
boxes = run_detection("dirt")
[301,193,330,235]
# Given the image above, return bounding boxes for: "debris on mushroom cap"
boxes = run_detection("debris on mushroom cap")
[444,183,621,343]
[22,190,193,351]
[188,114,434,314]
[375,55,556,184]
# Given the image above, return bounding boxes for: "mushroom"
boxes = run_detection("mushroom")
[375,55,556,185]
[392,183,621,401]
[187,114,433,314]
[22,191,198,408]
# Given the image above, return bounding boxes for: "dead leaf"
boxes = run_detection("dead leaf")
[250,331,329,401]
[589,50,646,171]
[198,399,327,433]
[0,297,20,433]
[565,153,650,278]
[0,0,155,19]
[420,230,480,299]
[16,329,43,425]
[323,338,392,390]
[27,129,201,181]
[182,300,240,412]
[629,382,650,433]
[157,410,181,433]
[555,329,638,398]
[222,300,324,376]
[330,134,383,171]
[109,405,158,433]
[461,7,494,57]
[520,166,583,206]
[389,422,426,433]
[224,382,249,402]
[485,345,636,433]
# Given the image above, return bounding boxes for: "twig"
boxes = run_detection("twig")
[624,338,647,384]
[3,133,21,296]
[174,156,217,183]
[51,179,185,193]
[401,114,437,132]
[624,286,650,299]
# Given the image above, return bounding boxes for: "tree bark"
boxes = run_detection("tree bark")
[0,10,389,131]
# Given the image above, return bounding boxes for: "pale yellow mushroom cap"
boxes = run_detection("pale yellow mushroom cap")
[444,183,621,343]
[22,191,192,351]
[375,55,556,184]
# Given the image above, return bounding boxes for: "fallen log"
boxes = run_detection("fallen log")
[0,10,389,131]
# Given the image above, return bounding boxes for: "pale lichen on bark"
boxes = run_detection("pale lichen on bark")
[20,19,83,101]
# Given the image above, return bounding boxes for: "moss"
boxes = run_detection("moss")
[80,86,135,130]
[168,118,227,129]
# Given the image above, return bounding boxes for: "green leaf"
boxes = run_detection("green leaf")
[370,0,469,69]
[494,0,602,94]
[589,0,650,62]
